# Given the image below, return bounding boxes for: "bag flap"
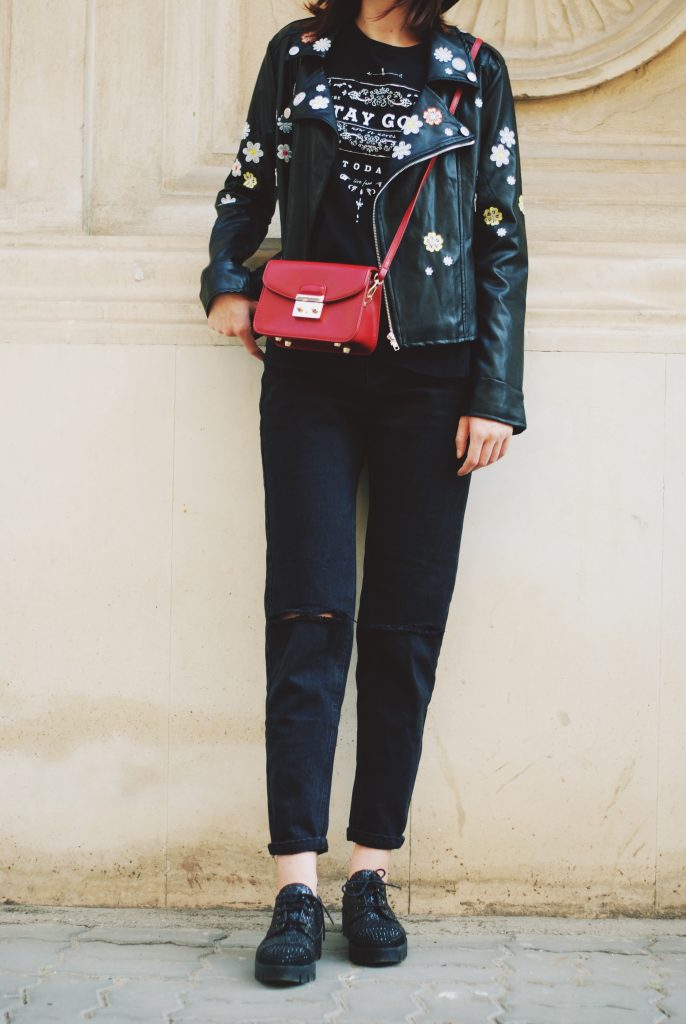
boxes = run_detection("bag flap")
[262,260,374,304]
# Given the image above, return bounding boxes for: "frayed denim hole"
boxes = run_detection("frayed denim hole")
[269,609,355,625]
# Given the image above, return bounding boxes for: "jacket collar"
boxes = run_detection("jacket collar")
[285,23,479,159]
[284,21,480,89]
[288,64,475,163]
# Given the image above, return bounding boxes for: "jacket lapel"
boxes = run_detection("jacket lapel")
[284,22,480,158]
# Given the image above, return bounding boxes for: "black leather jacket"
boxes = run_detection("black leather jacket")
[199,17,528,434]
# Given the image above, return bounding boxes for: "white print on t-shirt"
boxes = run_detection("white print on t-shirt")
[327,75,421,223]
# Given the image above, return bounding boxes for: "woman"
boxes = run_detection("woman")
[200,0,528,986]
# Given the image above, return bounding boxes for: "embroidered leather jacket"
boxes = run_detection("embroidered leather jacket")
[199,17,528,434]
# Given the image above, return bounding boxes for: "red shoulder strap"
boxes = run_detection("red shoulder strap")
[377,37,483,284]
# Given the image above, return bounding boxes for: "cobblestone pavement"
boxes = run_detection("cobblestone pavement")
[1,906,685,1023]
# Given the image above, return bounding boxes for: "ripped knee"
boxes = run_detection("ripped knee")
[270,608,350,624]
[279,611,335,620]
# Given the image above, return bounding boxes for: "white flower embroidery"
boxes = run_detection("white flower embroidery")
[312,36,331,52]
[499,126,516,148]
[402,114,423,136]
[293,91,306,106]
[443,255,454,266]
[434,47,453,63]
[242,140,263,164]
[241,121,250,140]
[423,106,443,126]
[444,127,454,136]
[452,57,466,71]
[277,143,291,162]
[490,143,510,167]
[497,227,507,236]
[424,232,444,253]
[243,172,257,189]
[393,140,412,160]
[316,83,326,92]
[425,266,434,276]
[475,96,483,108]
[230,159,241,177]
[519,194,525,213]
[445,68,453,75]
[309,95,330,110]
[220,194,236,205]
[277,116,293,134]
[507,175,516,185]
[288,46,300,56]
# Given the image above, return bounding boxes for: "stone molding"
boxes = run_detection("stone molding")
[451,0,686,96]
[1,235,684,351]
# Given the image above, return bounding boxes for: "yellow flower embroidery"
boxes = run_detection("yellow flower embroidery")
[243,172,257,189]
[483,206,503,226]
[423,231,444,253]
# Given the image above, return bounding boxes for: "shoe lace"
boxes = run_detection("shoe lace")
[340,868,401,923]
[274,890,334,940]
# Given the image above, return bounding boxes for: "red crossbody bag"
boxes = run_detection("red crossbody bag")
[253,37,483,356]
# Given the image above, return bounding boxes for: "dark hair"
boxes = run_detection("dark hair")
[302,0,450,39]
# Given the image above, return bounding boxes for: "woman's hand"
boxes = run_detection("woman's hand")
[455,416,513,476]
[207,293,264,362]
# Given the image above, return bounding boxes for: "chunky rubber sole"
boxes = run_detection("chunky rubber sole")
[254,959,317,984]
[347,938,408,966]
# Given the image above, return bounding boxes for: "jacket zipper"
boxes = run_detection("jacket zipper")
[372,137,476,351]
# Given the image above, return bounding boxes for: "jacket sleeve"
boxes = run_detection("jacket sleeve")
[199,39,279,316]
[467,47,528,435]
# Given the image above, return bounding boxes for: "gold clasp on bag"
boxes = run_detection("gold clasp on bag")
[364,273,381,306]
[292,293,324,319]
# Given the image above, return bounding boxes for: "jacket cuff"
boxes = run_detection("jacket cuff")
[247,262,268,301]
[466,375,527,435]
[199,263,251,317]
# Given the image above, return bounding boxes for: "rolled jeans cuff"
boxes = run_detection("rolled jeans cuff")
[346,827,406,850]
[267,836,329,856]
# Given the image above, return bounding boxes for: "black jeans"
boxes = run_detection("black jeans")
[258,342,473,856]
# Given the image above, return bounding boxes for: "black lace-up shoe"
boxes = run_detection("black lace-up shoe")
[341,868,408,966]
[254,882,333,985]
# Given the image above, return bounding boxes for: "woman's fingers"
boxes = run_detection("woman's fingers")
[456,417,514,475]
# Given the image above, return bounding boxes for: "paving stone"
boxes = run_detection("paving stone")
[172,984,340,1022]
[650,936,686,955]
[6,973,109,1021]
[0,924,89,942]
[0,938,72,974]
[515,934,652,955]
[580,951,659,987]
[417,982,506,1024]
[502,1009,663,1024]
[0,914,684,1023]
[79,927,226,947]
[659,992,686,1017]
[504,949,582,984]
[505,980,662,1009]
[88,977,190,1020]
[53,940,210,979]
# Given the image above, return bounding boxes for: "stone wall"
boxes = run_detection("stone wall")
[1,0,684,914]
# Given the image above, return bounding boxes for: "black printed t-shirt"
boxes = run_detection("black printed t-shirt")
[265,20,472,377]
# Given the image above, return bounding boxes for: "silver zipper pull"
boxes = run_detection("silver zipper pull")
[387,330,400,351]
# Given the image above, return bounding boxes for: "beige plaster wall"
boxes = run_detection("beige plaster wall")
[0,0,684,915]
